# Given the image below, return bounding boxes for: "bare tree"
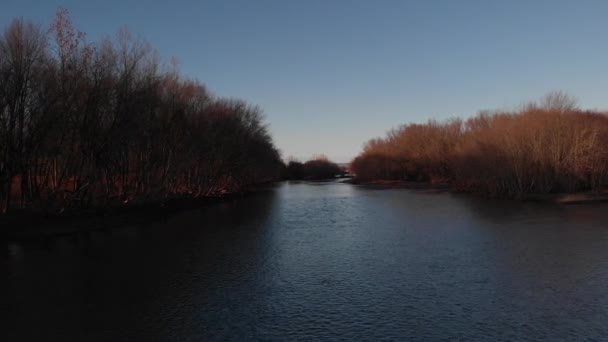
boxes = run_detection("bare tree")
[0,18,48,212]
[539,90,578,112]
[0,11,283,214]
[352,93,608,197]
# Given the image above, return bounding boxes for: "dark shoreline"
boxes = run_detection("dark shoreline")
[346,178,608,204]
[345,178,450,191]
[0,186,273,241]
[4,179,608,241]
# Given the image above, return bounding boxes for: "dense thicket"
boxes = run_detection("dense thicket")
[0,10,282,213]
[285,156,342,180]
[351,92,608,198]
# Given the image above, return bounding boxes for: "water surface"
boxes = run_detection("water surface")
[2,182,608,341]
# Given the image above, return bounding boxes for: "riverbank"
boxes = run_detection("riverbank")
[345,179,450,191]
[0,188,271,240]
[347,179,608,203]
[523,191,608,204]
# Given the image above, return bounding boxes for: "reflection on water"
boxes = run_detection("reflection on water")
[2,182,608,340]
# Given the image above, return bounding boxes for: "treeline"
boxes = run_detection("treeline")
[284,156,343,180]
[0,10,283,213]
[352,92,608,198]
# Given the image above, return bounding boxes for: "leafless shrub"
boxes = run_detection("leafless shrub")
[351,93,608,197]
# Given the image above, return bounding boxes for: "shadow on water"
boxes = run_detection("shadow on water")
[1,187,280,341]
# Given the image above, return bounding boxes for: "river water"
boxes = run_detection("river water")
[2,181,608,341]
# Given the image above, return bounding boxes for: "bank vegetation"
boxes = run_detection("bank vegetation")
[351,92,608,198]
[0,10,283,214]
[284,156,343,180]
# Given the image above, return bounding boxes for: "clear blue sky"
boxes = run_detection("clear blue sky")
[3,1,608,162]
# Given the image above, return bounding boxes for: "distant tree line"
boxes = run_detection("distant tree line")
[0,9,283,213]
[351,92,608,198]
[284,155,343,180]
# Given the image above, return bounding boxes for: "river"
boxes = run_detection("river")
[2,181,608,341]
